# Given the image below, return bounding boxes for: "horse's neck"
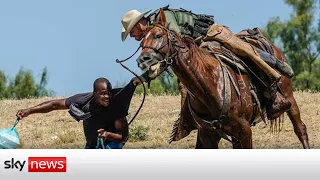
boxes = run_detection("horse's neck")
[171,46,224,117]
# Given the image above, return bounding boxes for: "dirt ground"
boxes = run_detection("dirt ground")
[0,91,319,149]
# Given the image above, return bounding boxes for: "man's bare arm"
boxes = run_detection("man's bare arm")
[16,99,68,120]
[98,117,129,143]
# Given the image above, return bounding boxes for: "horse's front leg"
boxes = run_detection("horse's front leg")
[177,79,187,107]
[195,130,203,149]
[229,118,253,149]
[231,137,242,149]
[197,129,221,149]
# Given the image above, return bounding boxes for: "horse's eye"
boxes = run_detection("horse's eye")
[155,34,162,39]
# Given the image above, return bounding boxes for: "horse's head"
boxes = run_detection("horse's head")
[137,9,181,79]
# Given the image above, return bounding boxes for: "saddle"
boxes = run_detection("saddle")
[236,28,274,54]
[200,27,277,74]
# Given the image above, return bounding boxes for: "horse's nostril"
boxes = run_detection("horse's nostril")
[142,55,151,61]
[137,53,153,70]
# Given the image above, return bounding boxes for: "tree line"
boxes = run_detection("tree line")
[1,0,319,99]
[0,68,54,99]
[264,0,320,91]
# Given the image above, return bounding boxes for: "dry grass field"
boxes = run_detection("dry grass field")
[0,91,319,149]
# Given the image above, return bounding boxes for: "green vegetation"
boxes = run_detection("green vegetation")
[0,67,54,99]
[134,70,180,95]
[129,124,149,141]
[264,0,320,91]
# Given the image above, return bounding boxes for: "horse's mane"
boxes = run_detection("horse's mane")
[181,36,221,73]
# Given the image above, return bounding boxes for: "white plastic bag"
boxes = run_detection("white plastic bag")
[0,119,20,149]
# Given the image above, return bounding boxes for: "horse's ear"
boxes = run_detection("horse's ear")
[159,9,168,27]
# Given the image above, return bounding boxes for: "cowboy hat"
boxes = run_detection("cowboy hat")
[121,9,152,42]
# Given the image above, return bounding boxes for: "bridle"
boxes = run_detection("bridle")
[140,24,187,76]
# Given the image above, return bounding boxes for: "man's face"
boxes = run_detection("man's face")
[130,22,145,41]
[94,82,111,107]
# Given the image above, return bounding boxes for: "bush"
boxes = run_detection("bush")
[129,124,149,141]
[134,70,180,95]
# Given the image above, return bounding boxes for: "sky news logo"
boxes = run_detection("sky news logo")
[3,157,67,172]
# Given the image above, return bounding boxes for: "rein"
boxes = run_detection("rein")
[116,45,146,126]
[115,25,184,127]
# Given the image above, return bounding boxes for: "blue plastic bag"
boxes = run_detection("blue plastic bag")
[0,119,20,149]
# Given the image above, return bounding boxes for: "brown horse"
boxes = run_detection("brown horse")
[137,9,310,149]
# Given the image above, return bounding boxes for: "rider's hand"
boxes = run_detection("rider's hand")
[16,109,31,120]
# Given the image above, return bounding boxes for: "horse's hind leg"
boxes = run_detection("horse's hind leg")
[286,96,310,149]
[279,77,310,148]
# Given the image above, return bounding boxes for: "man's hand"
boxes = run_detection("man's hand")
[97,129,111,141]
[15,99,68,121]
[132,76,146,86]
[16,109,31,120]
[132,71,152,86]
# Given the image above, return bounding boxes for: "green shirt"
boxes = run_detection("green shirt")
[147,8,196,37]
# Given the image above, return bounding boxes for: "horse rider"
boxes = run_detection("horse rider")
[16,75,148,149]
[120,5,293,120]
